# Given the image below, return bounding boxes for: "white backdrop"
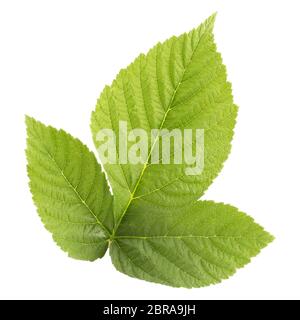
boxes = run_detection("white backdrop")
[0,0,299,300]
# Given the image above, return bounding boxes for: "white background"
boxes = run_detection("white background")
[0,0,299,300]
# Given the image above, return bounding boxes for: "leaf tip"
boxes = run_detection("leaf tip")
[25,114,33,126]
[211,11,218,20]
[25,115,40,133]
[255,226,274,254]
[205,12,217,30]
[265,231,275,245]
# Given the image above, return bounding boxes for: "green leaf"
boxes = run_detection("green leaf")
[110,201,274,288]
[26,116,113,261]
[25,14,274,288]
[91,14,237,231]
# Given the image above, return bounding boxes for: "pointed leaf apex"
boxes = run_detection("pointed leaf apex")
[204,12,217,31]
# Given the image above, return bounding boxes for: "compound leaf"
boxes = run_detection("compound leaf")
[26,14,273,288]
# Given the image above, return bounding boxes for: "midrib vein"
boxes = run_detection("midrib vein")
[115,235,256,240]
[113,33,204,236]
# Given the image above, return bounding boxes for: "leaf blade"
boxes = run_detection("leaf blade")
[26,116,113,261]
[91,14,237,229]
[110,201,273,288]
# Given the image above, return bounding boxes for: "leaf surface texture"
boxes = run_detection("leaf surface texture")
[26,14,273,287]
[91,14,237,226]
[26,117,113,261]
[111,201,273,287]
